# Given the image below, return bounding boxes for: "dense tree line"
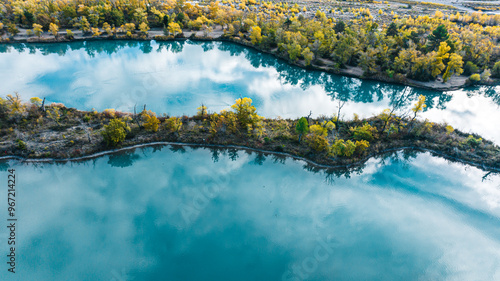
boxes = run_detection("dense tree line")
[0,0,499,82]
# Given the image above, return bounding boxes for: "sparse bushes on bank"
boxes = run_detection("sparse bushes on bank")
[101,118,130,147]
[0,94,498,171]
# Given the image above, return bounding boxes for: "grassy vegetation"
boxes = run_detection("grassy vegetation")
[0,94,498,172]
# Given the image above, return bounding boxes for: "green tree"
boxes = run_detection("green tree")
[492,61,500,78]
[7,23,19,37]
[176,12,186,24]
[330,139,356,157]
[386,22,398,37]
[164,117,183,133]
[287,42,302,62]
[350,123,376,141]
[480,69,491,82]
[410,54,434,81]
[101,118,130,147]
[427,24,449,51]
[295,117,309,142]
[359,47,378,75]
[334,20,345,34]
[109,9,125,26]
[334,33,359,66]
[23,10,35,26]
[301,47,314,66]
[463,61,479,76]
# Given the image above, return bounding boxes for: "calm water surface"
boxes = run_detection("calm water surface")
[0,147,499,281]
[1,40,499,281]
[0,40,499,143]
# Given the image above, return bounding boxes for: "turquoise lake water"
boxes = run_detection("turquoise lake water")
[0,40,499,280]
[0,40,499,144]
[0,146,499,280]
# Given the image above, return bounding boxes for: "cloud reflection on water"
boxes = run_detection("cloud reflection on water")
[1,147,499,281]
[0,40,499,144]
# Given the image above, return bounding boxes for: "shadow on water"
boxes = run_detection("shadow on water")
[107,150,141,168]
[1,142,497,185]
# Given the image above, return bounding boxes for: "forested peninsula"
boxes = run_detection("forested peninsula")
[1,0,500,90]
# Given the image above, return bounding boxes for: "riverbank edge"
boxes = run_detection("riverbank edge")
[2,31,497,92]
[1,140,499,174]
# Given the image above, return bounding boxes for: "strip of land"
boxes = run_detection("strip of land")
[1,96,498,173]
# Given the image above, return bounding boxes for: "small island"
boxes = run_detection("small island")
[1,94,498,173]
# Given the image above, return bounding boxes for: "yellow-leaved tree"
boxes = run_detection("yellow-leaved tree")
[196,104,208,118]
[431,42,450,78]
[168,22,182,36]
[231,97,264,136]
[30,97,43,107]
[103,22,113,36]
[443,53,464,82]
[101,118,130,147]
[91,27,101,37]
[164,117,183,133]
[33,23,43,38]
[141,110,160,132]
[408,95,426,132]
[250,26,262,44]
[139,22,150,36]
[49,23,59,37]
[6,93,24,116]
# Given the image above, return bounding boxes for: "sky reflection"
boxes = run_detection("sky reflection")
[0,147,499,281]
[0,40,499,143]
